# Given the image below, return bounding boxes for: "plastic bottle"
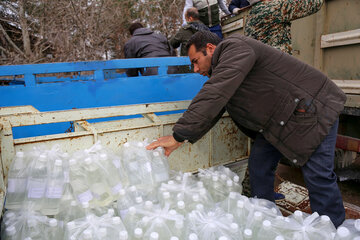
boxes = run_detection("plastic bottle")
[98,228,107,239]
[189,233,199,240]
[134,228,143,239]
[47,219,60,240]
[172,219,185,239]
[5,152,28,209]
[257,220,277,240]
[246,211,263,236]
[82,229,93,240]
[42,159,65,215]
[27,154,48,210]
[334,227,351,240]
[117,189,133,218]
[234,200,247,226]
[5,225,17,240]
[151,151,170,183]
[26,219,40,239]
[83,157,113,206]
[119,230,129,240]
[243,228,252,239]
[69,159,93,204]
[176,201,187,215]
[99,153,124,197]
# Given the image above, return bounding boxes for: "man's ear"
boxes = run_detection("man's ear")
[206,43,217,56]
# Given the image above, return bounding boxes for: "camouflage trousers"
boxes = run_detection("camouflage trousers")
[245,0,324,54]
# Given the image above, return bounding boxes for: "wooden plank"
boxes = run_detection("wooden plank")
[321,29,360,48]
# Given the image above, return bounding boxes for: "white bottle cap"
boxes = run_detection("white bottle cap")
[320,215,330,223]
[233,175,240,183]
[67,221,75,229]
[5,211,16,219]
[337,227,350,238]
[244,228,252,238]
[230,222,239,233]
[6,225,16,236]
[227,180,233,187]
[134,228,143,238]
[192,194,200,202]
[107,208,115,216]
[169,209,177,215]
[153,151,160,157]
[229,192,236,199]
[168,180,175,185]
[150,232,159,240]
[294,210,303,218]
[119,189,126,196]
[162,192,170,200]
[196,204,204,211]
[355,219,360,231]
[219,237,229,240]
[208,223,217,230]
[262,220,271,229]
[170,237,179,240]
[199,188,207,196]
[137,142,144,147]
[39,154,47,161]
[177,201,185,209]
[254,211,263,221]
[142,216,150,224]
[49,218,57,227]
[145,201,153,209]
[220,174,227,181]
[100,153,107,160]
[112,216,121,225]
[129,185,137,192]
[128,207,136,215]
[275,236,285,240]
[119,230,128,240]
[197,181,204,188]
[16,152,24,158]
[226,213,234,222]
[70,200,77,207]
[135,196,143,204]
[189,233,198,240]
[124,142,130,147]
[81,202,89,209]
[24,238,32,240]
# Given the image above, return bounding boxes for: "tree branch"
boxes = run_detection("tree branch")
[0,22,26,57]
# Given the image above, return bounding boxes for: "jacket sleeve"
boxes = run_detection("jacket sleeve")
[218,0,231,15]
[228,0,238,13]
[281,0,324,22]
[173,38,256,143]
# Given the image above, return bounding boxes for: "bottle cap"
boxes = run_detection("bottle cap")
[153,152,160,157]
[83,229,92,239]
[262,220,271,229]
[119,230,128,240]
[145,201,153,209]
[230,222,239,233]
[69,159,77,165]
[134,228,143,237]
[189,233,198,240]
[55,159,63,166]
[6,225,16,236]
[337,227,350,237]
[49,218,57,227]
[84,157,92,165]
[100,153,107,160]
[177,201,185,209]
[16,152,24,158]
[233,175,240,183]
[219,237,229,240]
[150,232,159,240]
[237,200,244,208]
[244,228,252,237]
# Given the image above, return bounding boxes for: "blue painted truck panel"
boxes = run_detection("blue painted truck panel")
[0,57,208,138]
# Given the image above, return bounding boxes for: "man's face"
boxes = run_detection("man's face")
[188,44,215,77]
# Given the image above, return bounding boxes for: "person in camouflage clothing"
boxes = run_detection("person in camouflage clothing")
[170,7,210,57]
[245,0,324,54]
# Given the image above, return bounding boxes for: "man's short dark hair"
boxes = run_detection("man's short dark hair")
[129,22,144,35]
[185,7,199,20]
[186,31,222,53]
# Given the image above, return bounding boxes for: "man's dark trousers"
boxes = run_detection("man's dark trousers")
[248,119,345,227]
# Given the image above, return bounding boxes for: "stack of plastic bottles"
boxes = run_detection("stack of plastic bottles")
[2,141,360,239]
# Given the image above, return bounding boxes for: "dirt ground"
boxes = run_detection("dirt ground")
[275,163,360,208]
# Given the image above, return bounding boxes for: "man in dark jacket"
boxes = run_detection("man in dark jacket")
[124,22,174,77]
[170,7,209,57]
[147,31,346,227]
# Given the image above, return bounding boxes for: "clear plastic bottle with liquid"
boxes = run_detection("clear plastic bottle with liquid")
[25,219,41,239]
[83,157,113,206]
[5,225,17,240]
[42,159,65,215]
[27,154,48,210]
[151,151,170,183]
[5,152,28,210]
[46,219,61,240]
[99,153,124,198]
[69,159,93,204]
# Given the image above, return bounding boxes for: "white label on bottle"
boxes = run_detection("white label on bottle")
[144,162,152,172]
[8,179,16,193]
[128,162,138,171]
[77,190,93,203]
[46,186,63,198]
[63,171,70,183]
[27,181,46,199]
[113,159,121,169]
[112,182,123,194]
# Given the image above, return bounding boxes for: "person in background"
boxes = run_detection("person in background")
[182,0,230,39]
[124,22,174,77]
[170,7,210,57]
[147,31,346,228]
[228,0,250,14]
[245,0,324,54]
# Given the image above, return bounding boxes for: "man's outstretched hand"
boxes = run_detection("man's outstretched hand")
[146,135,183,157]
